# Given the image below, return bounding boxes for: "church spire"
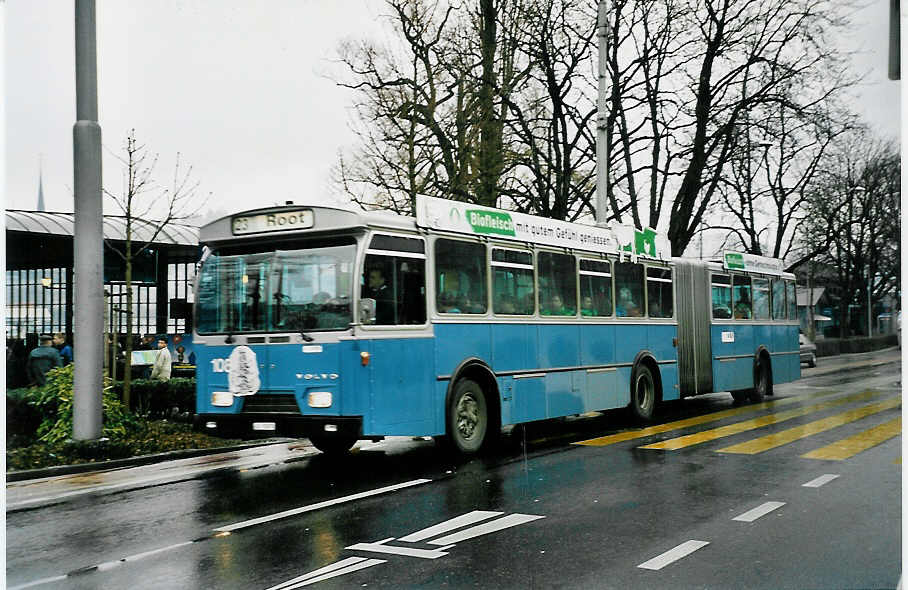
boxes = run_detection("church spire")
[37,155,46,212]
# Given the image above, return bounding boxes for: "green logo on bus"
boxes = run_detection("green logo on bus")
[725,252,745,269]
[466,209,516,237]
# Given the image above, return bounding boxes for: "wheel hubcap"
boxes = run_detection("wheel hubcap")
[456,393,479,439]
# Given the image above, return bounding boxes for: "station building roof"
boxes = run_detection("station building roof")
[5,210,199,245]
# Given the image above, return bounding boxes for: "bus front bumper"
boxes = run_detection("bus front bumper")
[194,413,363,440]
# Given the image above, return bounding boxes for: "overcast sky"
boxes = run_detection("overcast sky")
[3,0,901,219]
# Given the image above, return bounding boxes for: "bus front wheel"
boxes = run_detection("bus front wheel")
[309,433,358,456]
[630,364,657,422]
[447,378,489,455]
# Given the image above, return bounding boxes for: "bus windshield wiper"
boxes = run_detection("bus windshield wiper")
[225,332,235,344]
[300,331,314,342]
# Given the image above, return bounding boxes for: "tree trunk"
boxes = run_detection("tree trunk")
[123,239,133,410]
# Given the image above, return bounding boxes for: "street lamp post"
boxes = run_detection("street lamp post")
[73,0,104,440]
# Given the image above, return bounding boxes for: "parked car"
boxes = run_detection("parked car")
[799,332,817,368]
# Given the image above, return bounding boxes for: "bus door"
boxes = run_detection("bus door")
[360,235,433,435]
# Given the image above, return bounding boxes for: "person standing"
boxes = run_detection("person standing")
[149,338,172,381]
[27,334,63,386]
[53,333,73,366]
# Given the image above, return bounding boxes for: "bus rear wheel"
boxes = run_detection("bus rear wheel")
[447,378,489,455]
[309,433,358,456]
[748,359,772,403]
[630,364,657,422]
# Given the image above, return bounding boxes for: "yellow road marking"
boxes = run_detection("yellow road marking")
[638,390,881,451]
[801,417,902,461]
[575,390,829,447]
[717,397,901,455]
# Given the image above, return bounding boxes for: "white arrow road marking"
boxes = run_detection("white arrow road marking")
[732,501,786,522]
[346,538,454,559]
[264,557,387,590]
[637,540,710,570]
[399,510,502,542]
[268,511,546,588]
[427,513,545,545]
[802,474,840,488]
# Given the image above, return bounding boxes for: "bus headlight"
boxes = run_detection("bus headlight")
[308,391,333,408]
[211,391,234,407]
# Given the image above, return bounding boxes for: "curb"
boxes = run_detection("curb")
[6,438,297,483]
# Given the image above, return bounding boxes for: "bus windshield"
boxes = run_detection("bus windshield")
[196,243,356,334]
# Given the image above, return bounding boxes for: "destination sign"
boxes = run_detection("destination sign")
[415,195,669,259]
[231,209,314,235]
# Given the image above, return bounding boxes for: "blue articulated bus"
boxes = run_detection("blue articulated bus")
[193,195,800,454]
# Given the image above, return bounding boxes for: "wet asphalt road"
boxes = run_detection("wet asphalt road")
[7,353,902,589]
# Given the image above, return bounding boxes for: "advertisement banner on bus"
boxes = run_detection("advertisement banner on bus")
[723,251,786,275]
[415,195,668,259]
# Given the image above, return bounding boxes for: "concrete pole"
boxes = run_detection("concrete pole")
[867,274,873,337]
[73,0,104,440]
[595,0,610,225]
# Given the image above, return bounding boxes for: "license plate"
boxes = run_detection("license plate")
[252,422,276,431]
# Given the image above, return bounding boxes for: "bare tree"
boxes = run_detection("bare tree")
[801,131,900,338]
[712,94,855,259]
[605,0,856,255]
[332,0,598,220]
[103,129,207,409]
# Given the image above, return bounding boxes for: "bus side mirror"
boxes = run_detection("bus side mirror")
[360,298,376,324]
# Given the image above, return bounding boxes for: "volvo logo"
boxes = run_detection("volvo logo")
[301,373,339,380]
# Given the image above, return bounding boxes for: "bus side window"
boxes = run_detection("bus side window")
[646,267,673,318]
[733,275,752,319]
[579,259,612,317]
[711,274,731,319]
[435,239,487,314]
[787,281,797,320]
[772,278,786,320]
[492,248,534,315]
[362,257,397,325]
[614,261,644,317]
[538,252,576,316]
[362,234,426,326]
[752,277,771,320]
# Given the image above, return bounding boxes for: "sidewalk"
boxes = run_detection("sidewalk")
[6,440,321,512]
[802,345,902,378]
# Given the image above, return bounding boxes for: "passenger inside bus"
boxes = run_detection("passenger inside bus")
[437,271,463,313]
[616,287,641,317]
[496,294,518,314]
[363,267,395,324]
[542,293,574,316]
[581,295,596,316]
[734,290,752,319]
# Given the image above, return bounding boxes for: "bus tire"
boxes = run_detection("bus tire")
[309,433,358,456]
[630,364,657,422]
[749,358,772,403]
[447,378,489,455]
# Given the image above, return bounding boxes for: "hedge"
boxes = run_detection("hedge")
[815,334,898,357]
[111,378,196,419]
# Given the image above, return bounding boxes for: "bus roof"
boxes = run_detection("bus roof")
[198,203,418,245]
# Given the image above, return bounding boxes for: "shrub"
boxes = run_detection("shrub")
[27,365,140,444]
[7,387,43,446]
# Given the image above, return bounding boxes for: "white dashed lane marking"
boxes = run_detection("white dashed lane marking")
[637,540,710,570]
[732,501,786,522]
[802,474,840,488]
